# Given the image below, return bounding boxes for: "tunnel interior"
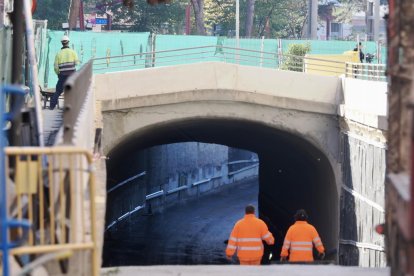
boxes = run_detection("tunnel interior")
[104,118,338,265]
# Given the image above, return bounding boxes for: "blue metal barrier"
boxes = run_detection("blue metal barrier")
[0,85,31,276]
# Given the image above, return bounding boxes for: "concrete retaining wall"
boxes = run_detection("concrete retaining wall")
[105,143,259,231]
[339,133,386,267]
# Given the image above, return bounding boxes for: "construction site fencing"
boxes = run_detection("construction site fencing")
[3,147,99,276]
[36,31,387,88]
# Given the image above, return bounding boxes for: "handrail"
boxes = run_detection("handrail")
[146,190,164,200]
[227,159,259,165]
[93,45,346,65]
[91,45,367,78]
[228,163,259,176]
[107,171,146,194]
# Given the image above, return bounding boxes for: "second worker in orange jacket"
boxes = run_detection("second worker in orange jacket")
[225,205,275,265]
[280,209,325,262]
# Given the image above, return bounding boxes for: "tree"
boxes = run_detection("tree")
[204,0,234,36]
[110,0,187,33]
[332,0,365,23]
[68,0,81,29]
[191,0,206,34]
[255,0,308,38]
[244,0,255,37]
[318,2,335,40]
[33,0,71,30]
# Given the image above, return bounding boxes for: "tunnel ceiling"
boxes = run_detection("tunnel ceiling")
[108,117,329,167]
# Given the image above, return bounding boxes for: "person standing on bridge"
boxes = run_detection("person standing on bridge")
[225,204,274,265]
[280,209,325,262]
[50,35,79,110]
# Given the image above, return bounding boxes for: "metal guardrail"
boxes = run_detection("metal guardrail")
[227,159,259,165]
[92,45,386,81]
[345,62,387,81]
[105,204,145,232]
[105,160,260,232]
[145,190,164,200]
[228,163,259,176]
[107,171,146,194]
[166,185,188,195]
[4,147,99,276]
[192,175,221,186]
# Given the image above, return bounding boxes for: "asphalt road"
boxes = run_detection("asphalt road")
[103,178,259,266]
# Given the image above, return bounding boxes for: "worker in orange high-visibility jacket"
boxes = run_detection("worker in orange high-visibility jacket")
[226,205,275,265]
[280,209,325,262]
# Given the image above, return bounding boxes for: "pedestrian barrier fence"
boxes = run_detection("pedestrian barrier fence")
[345,62,387,81]
[3,147,99,276]
[92,45,386,81]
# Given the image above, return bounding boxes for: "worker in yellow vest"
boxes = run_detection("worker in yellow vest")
[226,205,274,265]
[51,35,79,110]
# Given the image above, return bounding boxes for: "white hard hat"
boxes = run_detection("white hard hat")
[61,35,70,42]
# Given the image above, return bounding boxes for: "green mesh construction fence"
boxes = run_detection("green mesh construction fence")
[39,31,387,88]
[41,31,150,88]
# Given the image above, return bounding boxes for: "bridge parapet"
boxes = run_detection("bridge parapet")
[94,61,342,115]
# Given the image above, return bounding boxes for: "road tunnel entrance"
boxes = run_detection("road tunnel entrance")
[103,118,338,266]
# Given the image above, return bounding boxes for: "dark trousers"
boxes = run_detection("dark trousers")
[51,74,70,109]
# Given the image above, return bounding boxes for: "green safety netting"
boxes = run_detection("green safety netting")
[154,35,220,67]
[220,38,279,68]
[41,31,150,88]
[38,31,387,88]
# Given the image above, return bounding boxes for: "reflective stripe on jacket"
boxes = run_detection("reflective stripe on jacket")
[226,214,274,261]
[280,221,324,262]
[54,47,79,75]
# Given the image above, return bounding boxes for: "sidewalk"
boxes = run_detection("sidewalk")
[101,265,389,276]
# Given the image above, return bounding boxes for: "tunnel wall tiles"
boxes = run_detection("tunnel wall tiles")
[339,133,386,267]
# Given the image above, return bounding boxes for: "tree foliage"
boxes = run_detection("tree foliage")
[282,42,311,71]
[33,0,71,30]
[35,0,378,39]
[112,0,187,33]
[255,0,307,38]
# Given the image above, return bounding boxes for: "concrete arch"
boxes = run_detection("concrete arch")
[104,108,340,258]
[102,99,341,189]
[97,63,344,262]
